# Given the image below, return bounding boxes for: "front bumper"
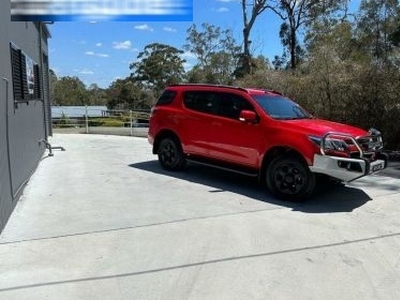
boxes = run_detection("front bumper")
[310,129,388,182]
[309,154,388,182]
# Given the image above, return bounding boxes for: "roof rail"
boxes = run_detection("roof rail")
[167,83,248,93]
[265,89,284,96]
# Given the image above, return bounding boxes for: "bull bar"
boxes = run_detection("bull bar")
[309,132,388,182]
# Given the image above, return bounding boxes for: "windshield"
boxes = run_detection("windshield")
[252,94,311,120]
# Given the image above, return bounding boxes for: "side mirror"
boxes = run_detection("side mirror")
[239,110,258,123]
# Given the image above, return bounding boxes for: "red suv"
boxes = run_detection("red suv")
[148,84,387,200]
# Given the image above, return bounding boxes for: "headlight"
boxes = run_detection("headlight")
[309,135,349,152]
[325,138,349,151]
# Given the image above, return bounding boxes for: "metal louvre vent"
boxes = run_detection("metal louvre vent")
[42,53,52,137]
[10,45,23,101]
[20,54,29,100]
[10,42,43,102]
[34,64,41,99]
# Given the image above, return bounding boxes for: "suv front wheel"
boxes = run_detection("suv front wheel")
[266,156,315,201]
[158,137,186,171]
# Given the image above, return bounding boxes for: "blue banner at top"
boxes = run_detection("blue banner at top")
[11,0,193,22]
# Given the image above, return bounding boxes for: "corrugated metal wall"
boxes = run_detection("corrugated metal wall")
[0,1,50,232]
[0,0,14,232]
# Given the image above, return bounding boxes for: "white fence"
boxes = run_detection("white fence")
[52,106,150,137]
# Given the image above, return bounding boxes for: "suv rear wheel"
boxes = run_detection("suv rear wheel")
[158,137,186,171]
[266,156,315,201]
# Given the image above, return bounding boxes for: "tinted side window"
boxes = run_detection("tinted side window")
[216,93,254,119]
[156,90,176,106]
[183,91,218,114]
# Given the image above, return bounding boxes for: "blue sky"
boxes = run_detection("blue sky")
[48,0,361,89]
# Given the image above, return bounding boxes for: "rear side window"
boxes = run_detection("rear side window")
[183,91,218,114]
[156,90,176,106]
[184,91,254,119]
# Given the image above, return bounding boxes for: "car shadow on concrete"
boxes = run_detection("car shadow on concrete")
[129,160,373,213]
[376,161,400,179]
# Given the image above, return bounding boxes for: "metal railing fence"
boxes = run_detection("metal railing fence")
[52,107,150,137]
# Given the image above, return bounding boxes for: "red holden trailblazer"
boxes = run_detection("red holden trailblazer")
[148,84,388,201]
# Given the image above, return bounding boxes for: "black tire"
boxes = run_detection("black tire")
[157,137,186,171]
[266,155,315,201]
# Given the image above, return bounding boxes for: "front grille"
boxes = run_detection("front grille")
[320,132,383,161]
[357,135,383,152]
[350,151,376,161]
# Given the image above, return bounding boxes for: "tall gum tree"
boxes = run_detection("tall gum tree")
[130,43,186,97]
[185,23,241,84]
[241,0,269,75]
[267,0,349,69]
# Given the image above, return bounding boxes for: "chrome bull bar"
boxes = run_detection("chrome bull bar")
[310,131,387,182]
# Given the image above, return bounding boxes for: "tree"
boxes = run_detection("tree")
[130,43,186,97]
[268,0,349,69]
[49,69,58,104]
[354,0,400,148]
[87,83,108,106]
[357,0,399,62]
[52,76,88,106]
[304,21,357,119]
[241,0,269,75]
[106,78,152,110]
[184,23,241,84]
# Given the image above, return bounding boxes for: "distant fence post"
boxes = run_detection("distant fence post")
[130,110,133,136]
[85,105,89,134]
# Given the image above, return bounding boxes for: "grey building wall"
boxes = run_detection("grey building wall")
[0,1,51,232]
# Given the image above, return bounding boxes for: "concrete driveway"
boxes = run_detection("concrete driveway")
[1,134,400,300]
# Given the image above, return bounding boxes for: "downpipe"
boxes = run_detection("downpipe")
[3,77,15,200]
[37,22,66,156]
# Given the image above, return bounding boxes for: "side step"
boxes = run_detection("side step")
[186,156,258,177]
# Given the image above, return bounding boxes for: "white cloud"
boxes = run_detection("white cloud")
[51,67,60,75]
[85,51,109,57]
[80,69,94,75]
[216,7,229,12]
[96,43,102,47]
[113,40,132,50]
[134,24,154,31]
[181,51,198,71]
[181,51,197,60]
[163,26,177,32]
[183,62,193,71]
